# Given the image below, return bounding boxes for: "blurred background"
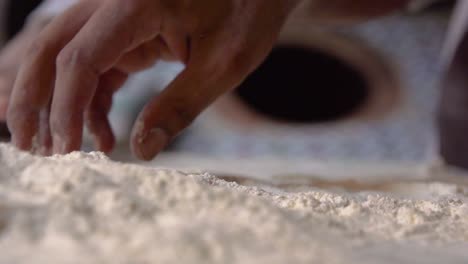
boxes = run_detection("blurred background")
[0,1,462,178]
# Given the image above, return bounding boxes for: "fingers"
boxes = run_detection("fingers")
[7,0,98,151]
[130,45,251,160]
[130,69,200,160]
[130,71,239,160]
[85,69,128,153]
[50,0,163,154]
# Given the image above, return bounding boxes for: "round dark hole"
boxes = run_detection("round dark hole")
[235,45,370,123]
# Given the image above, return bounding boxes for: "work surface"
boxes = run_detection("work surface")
[0,143,467,263]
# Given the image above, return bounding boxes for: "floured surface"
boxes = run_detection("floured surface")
[0,144,467,264]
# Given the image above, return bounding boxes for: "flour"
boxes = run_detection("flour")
[0,143,467,264]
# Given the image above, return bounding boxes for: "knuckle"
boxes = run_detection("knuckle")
[25,37,51,59]
[226,48,256,78]
[56,47,91,72]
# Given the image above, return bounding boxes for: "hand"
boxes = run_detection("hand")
[7,0,298,159]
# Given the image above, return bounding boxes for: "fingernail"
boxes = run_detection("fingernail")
[136,128,169,161]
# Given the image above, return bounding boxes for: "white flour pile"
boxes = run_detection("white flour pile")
[0,143,467,264]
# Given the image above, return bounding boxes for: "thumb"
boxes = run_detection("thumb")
[130,66,232,160]
[130,50,253,160]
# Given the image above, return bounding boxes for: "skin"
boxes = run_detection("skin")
[0,0,412,160]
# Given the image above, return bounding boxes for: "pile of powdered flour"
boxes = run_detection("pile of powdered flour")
[0,143,467,264]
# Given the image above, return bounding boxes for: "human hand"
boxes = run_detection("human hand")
[7,0,298,159]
